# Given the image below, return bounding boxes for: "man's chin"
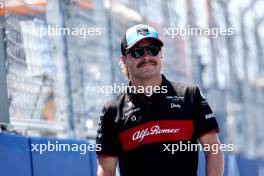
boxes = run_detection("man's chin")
[137,64,157,72]
[135,71,160,79]
[137,63,156,69]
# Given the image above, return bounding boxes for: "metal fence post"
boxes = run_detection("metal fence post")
[0,19,10,125]
[59,0,75,135]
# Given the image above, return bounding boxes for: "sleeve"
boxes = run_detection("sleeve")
[192,86,219,138]
[96,105,121,157]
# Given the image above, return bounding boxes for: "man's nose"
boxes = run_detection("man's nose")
[142,49,151,60]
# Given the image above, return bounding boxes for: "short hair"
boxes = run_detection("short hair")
[119,60,130,80]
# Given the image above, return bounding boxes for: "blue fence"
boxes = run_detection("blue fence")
[0,133,97,176]
[0,133,264,176]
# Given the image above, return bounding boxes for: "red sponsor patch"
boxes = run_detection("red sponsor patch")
[118,120,193,151]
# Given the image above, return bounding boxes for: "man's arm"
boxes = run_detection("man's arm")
[199,133,224,176]
[97,156,118,176]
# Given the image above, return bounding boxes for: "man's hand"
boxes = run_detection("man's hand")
[199,133,224,176]
[97,156,118,176]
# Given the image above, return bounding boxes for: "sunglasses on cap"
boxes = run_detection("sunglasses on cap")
[125,45,161,59]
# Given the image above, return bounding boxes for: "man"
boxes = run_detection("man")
[96,24,224,176]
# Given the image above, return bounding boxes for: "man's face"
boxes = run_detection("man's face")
[122,39,162,80]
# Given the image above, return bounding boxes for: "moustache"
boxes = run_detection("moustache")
[137,60,157,68]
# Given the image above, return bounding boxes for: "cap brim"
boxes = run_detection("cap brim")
[126,37,163,50]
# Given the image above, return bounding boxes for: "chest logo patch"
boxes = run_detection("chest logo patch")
[118,120,193,151]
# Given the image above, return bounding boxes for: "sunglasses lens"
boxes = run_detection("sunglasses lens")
[130,47,145,58]
[128,45,160,58]
[147,45,160,56]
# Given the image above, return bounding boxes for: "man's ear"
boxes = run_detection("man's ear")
[120,55,126,64]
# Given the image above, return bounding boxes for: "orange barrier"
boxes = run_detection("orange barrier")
[0,0,46,16]
[74,0,93,10]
